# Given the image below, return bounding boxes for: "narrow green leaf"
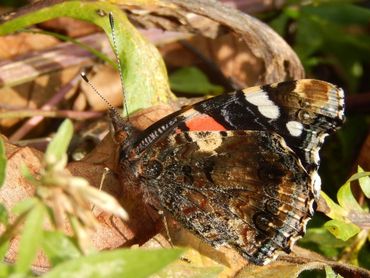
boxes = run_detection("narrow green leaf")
[45,119,73,165]
[24,29,114,67]
[43,248,184,278]
[15,202,46,274]
[169,67,224,95]
[299,228,349,248]
[337,182,363,212]
[0,263,10,278]
[0,240,9,261]
[42,231,81,266]
[0,1,175,114]
[0,204,8,226]
[299,227,348,258]
[324,219,361,241]
[357,166,370,198]
[0,139,6,188]
[12,197,37,216]
[320,191,347,221]
[20,164,40,186]
[325,265,343,278]
[346,169,370,183]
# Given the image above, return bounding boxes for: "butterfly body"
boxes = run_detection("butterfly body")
[115,79,344,265]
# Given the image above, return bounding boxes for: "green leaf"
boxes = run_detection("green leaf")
[0,204,8,226]
[25,29,114,67]
[320,191,347,221]
[303,4,370,26]
[45,119,73,165]
[357,166,370,198]
[337,182,363,212]
[20,164,40,187]
[43,248,184,278]
[12,197,38,216]
[15,201,46,274]
[169,67,224,95]
[0,139,6,188]
[0,240,9,262]
[289,3,370,90]
[0,263,10,278]
[299,227,348,258]
[42,231,82,266]
[0,1,175,114]
[325,265,343,278]
[324,219,361,241]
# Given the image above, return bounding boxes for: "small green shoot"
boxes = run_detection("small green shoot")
[43,248,184,278]
[0,139,6,188]
[170,67,224,95]
[321,166,370,241]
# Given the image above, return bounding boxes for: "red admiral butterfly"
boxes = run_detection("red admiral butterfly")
[111,79,344,265]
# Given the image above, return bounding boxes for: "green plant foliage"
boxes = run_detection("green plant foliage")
[269,1,370,90]
[14,201,46,274]
[169,67,224,95]
[358,166,370,198]
[0,139,6,188]
[323,219,361,241]
[0,205,8,226]
[299,228,349,258]
[43,248,184,278]
[0,241,9,263]
[337,182,363,212]
[321,167,370,240]
[45,119,73,167]
[300,166,370,268]
[25,29,115,67]
[0,1,175,114]
[0,140,8,227]
[300,167,370,268]
[325,265,343,278]
[42,231,82,266]
[12,197,38,216]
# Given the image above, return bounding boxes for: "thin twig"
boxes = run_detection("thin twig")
[9,73,81,141]
[0,109,102,120]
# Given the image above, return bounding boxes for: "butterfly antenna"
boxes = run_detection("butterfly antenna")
[80,72,122,120]
[109,12,129,120]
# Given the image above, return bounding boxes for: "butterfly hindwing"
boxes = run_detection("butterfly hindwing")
[119,79,345,265]
[132,130,314,265]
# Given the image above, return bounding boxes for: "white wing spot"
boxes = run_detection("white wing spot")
[286,121,304,137]
[244,90,280,119]
[311,171,322,199]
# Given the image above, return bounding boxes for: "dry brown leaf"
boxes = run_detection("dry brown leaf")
[121,0,304,84]
[0,33,58,59]
[0,105,178,269]
[0,66,80,133]
[39,17,100,38]
[161,33,264,87]
[236,261,326,278]
[80,65,124,112]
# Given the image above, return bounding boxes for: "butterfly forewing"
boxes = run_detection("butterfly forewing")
[119,79,345,265]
